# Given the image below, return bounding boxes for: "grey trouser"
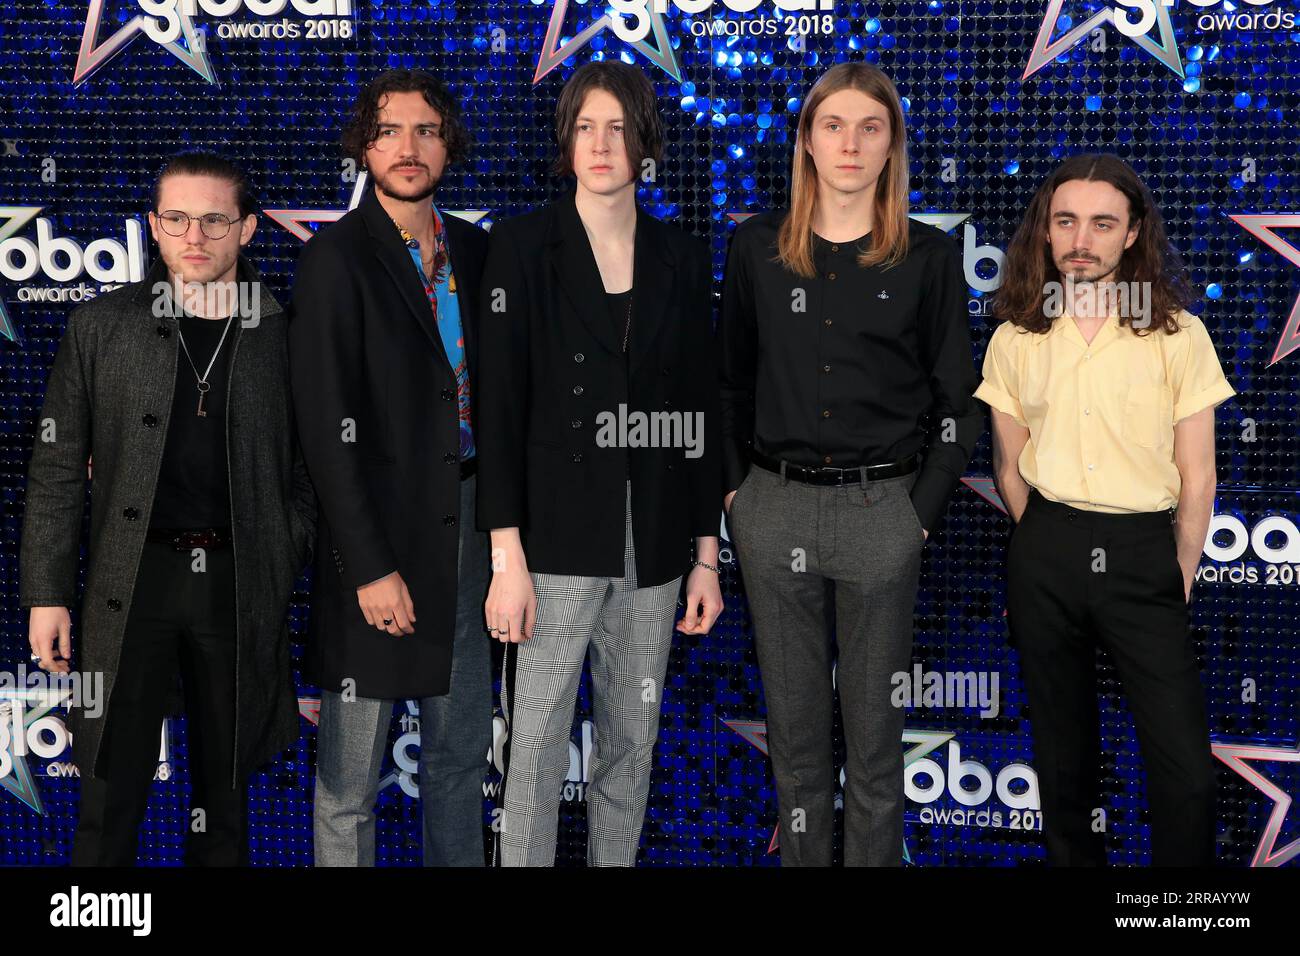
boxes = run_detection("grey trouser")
[313,475,492,866]
[729,465,923,866]
[499,484,681,866]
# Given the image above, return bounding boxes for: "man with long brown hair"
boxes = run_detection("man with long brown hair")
[976,153,1235,866]
[719,62,981,866]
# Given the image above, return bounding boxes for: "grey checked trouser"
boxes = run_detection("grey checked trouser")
[499,484,681,866]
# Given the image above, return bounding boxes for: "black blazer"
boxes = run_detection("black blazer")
[475,193,721,587]
[289,183,488,699]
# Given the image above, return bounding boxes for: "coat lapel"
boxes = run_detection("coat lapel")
[549,192,623,358]
[358,184,455,378]
[442,212,479,380]
[627,205,673,377]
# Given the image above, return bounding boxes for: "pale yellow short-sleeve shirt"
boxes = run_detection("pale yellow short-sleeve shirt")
[975,310,1235,514]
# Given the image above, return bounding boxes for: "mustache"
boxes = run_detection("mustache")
[1063,251,1099,262]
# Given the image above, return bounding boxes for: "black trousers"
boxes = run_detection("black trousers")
[1006,490,1215,867]
[72,540,247,866]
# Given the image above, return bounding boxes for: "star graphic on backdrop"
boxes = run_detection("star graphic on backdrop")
[0,205,46,344]
[534,0,682,84]
[1229,214,1300,365]
[723,718,954,859]
[265,173,490,243]
[73,0,217,85]
[1213,741,1300,867]
[961,477,1009,516]
[1,686,73,814]
[1023,0,1183,80]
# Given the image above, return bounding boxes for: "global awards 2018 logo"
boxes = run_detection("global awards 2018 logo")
[74,0,357,85]
[534,0,837,83]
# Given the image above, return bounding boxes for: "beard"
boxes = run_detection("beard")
[1055,248,1122,284]
[372,162,438,203]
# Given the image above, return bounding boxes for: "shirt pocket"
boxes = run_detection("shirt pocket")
[1121,382,1173,449]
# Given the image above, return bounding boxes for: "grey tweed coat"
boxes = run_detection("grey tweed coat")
[18,255,315,785]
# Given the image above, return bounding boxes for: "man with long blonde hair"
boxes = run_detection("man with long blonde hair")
[719,62,981,866]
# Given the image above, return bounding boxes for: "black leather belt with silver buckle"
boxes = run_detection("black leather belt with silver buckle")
[750,449,918,486]
[460,457,477,480]
[145,527,233,550]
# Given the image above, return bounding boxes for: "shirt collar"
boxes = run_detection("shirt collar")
[389,202,444,250]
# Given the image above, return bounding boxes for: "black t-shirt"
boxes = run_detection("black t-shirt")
[606,289,633,477]
[149,309,235,530]
[606,288,633,357]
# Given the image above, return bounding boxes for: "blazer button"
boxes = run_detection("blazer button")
[122,507,138,520]
[106,598,121,611]
[440,388,454,401]
[661,367,671,376]
[142,414,157,428]
[443,452,457,464]
[570,420,582,429]
[156,326,171,338]
[667,463,675,472]
[574,353,585,363]
[571,453,584,464]
[572,385,584,396]
[663,399,673,408]
[443,514,457,526]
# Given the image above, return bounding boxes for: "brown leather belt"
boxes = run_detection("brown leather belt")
[145,527,232,550]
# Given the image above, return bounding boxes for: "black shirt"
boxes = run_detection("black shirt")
[719,213,982,531]
[149,309,235,530]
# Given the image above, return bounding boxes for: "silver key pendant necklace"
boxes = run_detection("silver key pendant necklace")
[177,312,235,417]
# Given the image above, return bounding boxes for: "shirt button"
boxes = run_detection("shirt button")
[574,353,584,364]
[573,385,584,396]
[571,452,584,464]
[824,456,832,464]
[1087,464,1095,471]
[828,273,837,280]
[570,419,583,429]
[831,245,839,252]
[822,365,831,373]
[822,409,831,418]
[1084,408,1090,415]
[1084,353,1091,360]
[824,319,832,327]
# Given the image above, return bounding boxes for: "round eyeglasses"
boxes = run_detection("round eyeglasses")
[155,210,237,240]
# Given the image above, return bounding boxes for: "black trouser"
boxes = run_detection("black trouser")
[1006,490,1215,867]
[72,539,247,866]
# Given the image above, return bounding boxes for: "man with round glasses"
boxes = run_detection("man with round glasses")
[19,150,315,865]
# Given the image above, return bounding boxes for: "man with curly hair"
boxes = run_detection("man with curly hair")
[289,69,491,866]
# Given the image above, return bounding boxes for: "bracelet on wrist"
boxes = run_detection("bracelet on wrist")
[691,559,721,574]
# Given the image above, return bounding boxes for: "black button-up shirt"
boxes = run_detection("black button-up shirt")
[719,212,982,531]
